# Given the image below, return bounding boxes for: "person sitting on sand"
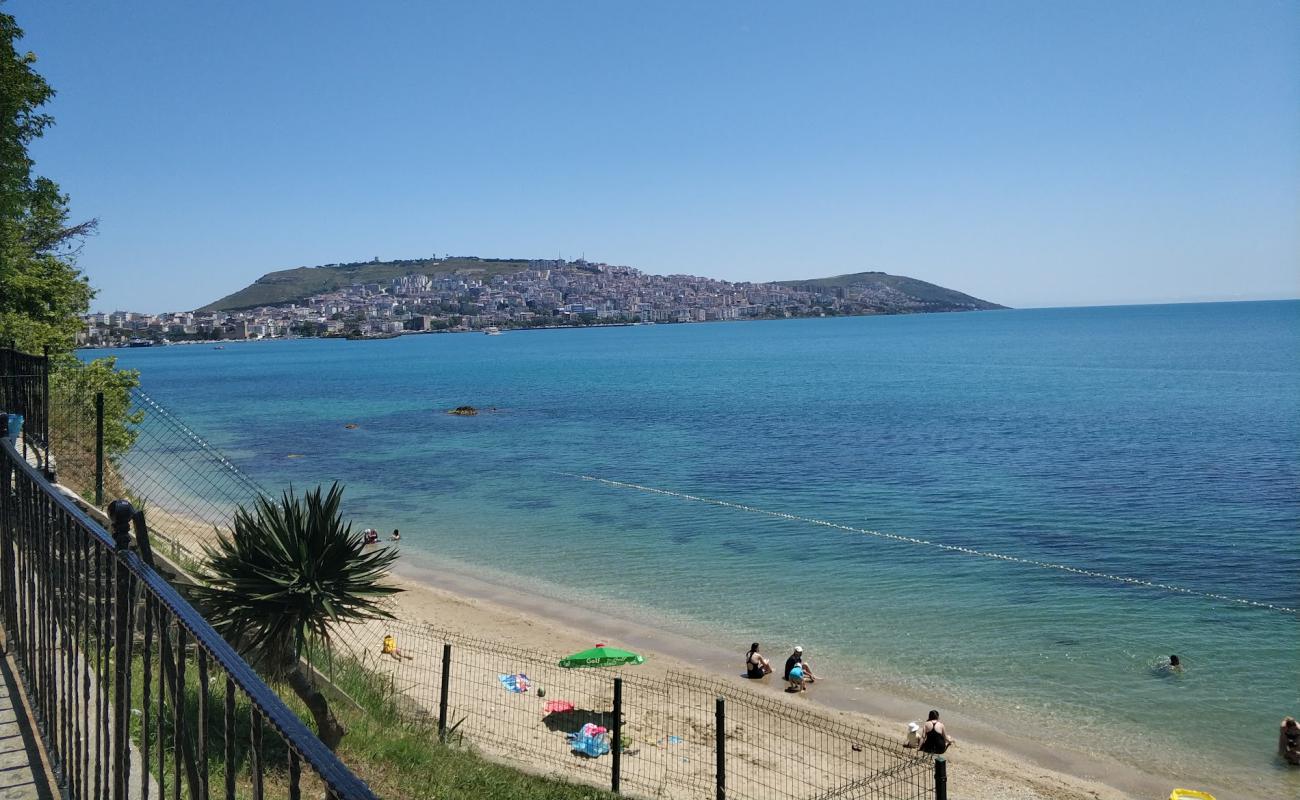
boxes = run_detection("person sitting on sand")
[745,643,772,679]
[784,646,817,681]
[784,646,817,691]
[380,634,412,661]
[390,529,401,542]
[1281,716,1300,766]
[904,721,923,749]
[919,710,954,754]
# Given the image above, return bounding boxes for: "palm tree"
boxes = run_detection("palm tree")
[192,483,400,751]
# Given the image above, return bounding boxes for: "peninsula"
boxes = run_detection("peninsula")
[82,257,1004,344]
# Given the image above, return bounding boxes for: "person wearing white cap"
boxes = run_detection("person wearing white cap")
[784,646,817,692]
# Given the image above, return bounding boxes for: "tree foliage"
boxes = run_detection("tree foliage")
[0,11,96,354]
[2,9,138,470]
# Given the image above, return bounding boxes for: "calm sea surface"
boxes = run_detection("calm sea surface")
[95,302,1300,796]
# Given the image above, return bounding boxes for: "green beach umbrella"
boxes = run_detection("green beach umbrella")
[558,644,645,669]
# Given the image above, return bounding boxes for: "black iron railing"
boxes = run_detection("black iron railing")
[0,437,377,800]
[0,344,50,465]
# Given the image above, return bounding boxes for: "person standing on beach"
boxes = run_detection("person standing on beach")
[745,643,771,678]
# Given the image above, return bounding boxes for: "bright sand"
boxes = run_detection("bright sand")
[337,550,1217,800]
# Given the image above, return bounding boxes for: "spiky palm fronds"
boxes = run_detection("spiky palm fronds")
[193,482,399,674]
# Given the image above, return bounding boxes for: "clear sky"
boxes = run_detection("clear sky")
[9,0,1298,313]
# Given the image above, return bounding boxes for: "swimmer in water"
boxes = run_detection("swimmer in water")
[1153,654,1182,675]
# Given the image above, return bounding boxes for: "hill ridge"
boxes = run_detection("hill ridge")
[199,257,1004,313]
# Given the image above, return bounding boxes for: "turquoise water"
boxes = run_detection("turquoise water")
[97,302,1299,796]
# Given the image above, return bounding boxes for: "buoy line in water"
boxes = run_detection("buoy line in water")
[559,472,1298,616]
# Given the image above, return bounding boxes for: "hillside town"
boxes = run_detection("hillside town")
[78,259,970,346]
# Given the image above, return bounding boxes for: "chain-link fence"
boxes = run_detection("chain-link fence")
[44,384,938,799]
[48,386,266,568]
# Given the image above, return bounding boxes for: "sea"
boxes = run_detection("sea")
[92,301,1300,797]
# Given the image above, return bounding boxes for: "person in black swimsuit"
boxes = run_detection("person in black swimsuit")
[1281,716,1300,766]
[919,710,954,754]
[745,643,771,679]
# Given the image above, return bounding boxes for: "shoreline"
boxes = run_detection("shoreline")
[385,549,1222,800]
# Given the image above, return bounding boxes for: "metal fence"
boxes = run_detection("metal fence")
[328,618,936,800]
[0,437,377,800]
[0,344,50,467]
[47,386,260,568]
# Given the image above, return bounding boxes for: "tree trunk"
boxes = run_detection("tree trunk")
[286,663,346,751]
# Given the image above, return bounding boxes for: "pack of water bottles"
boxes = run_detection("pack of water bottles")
[567,722,611,757]
[0,413,21,440]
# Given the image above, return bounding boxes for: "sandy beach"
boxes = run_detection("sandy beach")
[98,487,1238,800]
[317,550,1221,800]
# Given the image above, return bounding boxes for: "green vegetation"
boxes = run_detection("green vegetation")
[775,271,1005,310]
[200,257,537,312]
[0,13,95,352]
[191,484,400,751]
[2,9,140,463]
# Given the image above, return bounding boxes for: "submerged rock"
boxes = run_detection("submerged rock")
[448,406,478,416]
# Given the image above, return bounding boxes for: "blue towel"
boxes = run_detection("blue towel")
[497,673,530,693]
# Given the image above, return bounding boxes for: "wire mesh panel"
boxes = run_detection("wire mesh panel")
[670,674,932,800]
[46,386,270,568]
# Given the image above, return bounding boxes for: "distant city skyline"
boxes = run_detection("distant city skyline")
[11,1,1298,314]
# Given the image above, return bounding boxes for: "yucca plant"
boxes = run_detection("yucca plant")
[192,482,400,751]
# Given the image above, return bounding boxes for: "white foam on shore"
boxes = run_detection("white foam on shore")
[560,472,1299,616]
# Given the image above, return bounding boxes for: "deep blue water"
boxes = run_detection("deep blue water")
[94,301,1300,795]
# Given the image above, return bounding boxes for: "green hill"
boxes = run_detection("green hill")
[198,257,536,311]
[775,271,1005,310]
[201,257,1004,313]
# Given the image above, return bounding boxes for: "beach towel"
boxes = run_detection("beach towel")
[498,673,530,693]
[543,700,575,714]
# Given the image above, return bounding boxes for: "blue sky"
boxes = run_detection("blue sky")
[10,1,1298,312]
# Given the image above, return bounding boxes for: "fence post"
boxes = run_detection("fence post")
[95,392,105,505]
[611,677,622,794]
[108,499,135,800]
[934,755,947,800]
[438,642,452,740]
[715,696,725,800]
[41,346,49,473]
